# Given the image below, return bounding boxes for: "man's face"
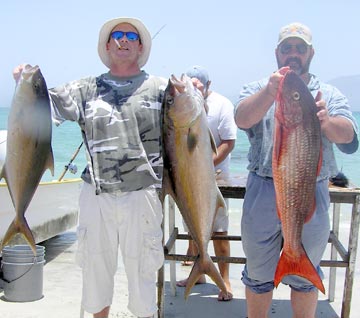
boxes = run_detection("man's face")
[106,23,143,67]
[276,38,314,76]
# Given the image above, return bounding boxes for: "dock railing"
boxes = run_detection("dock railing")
[158,174,360,318]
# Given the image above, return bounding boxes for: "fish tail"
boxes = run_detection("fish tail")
[184,253,228,299]
[213,188,227,223]
[0,217,37,256]
[274,248,325,294]
[217,188,226,210]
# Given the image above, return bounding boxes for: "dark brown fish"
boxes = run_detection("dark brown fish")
[0,65,54,255]
[161,74,227,299]
[272,70,325,293]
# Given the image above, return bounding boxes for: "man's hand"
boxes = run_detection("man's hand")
[13,63,30,84]
[314,91,330,129]
[266,66,290,99]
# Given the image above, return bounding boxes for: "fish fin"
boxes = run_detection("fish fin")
[184,253,228,300]
[47,148,55,176]
[211,189,227,232]
[0,216,37,256]
[275,202,282,220]
[305,145,321,222]
[208,128,217,155]
[305,198,317,223]
[316,145,323,176]
[273,120,283,220]
[272,121,283,166]
[216,187,226,211]
[187,130,198,151]
[274,247,325,294]
[161,167,176,203]
[0,165,5,180]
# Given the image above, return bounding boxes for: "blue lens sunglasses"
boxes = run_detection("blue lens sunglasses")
[110,31,140,42]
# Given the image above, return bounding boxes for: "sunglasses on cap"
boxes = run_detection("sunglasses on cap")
[110,31,140,42]
[279,43,309,55]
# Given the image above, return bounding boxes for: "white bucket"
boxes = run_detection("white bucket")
[1,245,45,302]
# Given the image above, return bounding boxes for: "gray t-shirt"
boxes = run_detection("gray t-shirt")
[49,71,167,194]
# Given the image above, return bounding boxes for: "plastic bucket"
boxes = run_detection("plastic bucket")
[1,245,45,302]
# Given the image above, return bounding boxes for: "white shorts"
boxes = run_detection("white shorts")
[76,182,164,317]
[182,198,229,233]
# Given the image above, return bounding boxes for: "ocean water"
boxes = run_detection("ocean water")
[0,107,85,182]
[1,107,359,186]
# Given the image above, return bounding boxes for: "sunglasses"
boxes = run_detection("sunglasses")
[279,43,308,55]
[110,31,140,42]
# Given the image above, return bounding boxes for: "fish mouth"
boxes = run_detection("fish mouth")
[170,74,186,93]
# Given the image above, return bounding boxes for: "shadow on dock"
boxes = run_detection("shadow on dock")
[163,281,339,318]
[39,230,77,264]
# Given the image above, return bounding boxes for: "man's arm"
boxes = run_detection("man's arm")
[235,67,288,129]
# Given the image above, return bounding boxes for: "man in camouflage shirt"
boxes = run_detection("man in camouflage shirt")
[14,17,166,318]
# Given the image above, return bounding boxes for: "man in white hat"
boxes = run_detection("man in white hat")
[13,17,167,318]
[235,22,358,317]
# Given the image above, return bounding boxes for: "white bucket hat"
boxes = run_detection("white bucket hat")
[98,17,152,69]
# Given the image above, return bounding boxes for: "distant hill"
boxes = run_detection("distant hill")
[328,75,360,111]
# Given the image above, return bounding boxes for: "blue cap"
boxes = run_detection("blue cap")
[185,65,209,87]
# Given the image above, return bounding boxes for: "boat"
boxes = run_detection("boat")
[0,178,82,246]
[0,129,82,246]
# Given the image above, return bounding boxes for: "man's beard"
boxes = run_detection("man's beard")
[277,56,311,75]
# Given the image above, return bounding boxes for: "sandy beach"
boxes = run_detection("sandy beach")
[0,198,359,318]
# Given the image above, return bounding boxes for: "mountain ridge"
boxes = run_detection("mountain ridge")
[328,74,360,111]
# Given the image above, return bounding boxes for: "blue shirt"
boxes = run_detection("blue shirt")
[236,73,359,180]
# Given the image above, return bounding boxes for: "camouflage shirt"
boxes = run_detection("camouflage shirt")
[49,71,167,194]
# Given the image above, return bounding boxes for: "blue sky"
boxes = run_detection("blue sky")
[1,0,359,108]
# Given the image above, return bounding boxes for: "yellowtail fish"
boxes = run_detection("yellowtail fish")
[0,64,54,255]
[161,74,228,299]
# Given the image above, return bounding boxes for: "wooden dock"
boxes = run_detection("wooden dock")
[159,174,360,318]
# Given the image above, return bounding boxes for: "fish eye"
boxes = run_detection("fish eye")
[166,96,174,105]
[33,82,41,93]
[292,91,300,101]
